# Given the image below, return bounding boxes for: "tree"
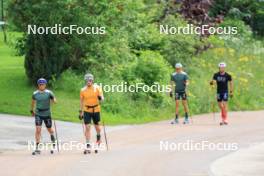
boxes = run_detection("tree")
[8,0,110,83]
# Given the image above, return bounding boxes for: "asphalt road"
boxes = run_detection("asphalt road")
[0,111,264,176]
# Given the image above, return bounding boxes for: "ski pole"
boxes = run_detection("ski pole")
[231,94,240,110]
[186,97,193,124]
[81,120,86,140]
[210,86,216,122]
[78,112,86,140]
[212,101,216,122]
[102,119,109,151]
[209,82,217,122]
[53,120,60,153]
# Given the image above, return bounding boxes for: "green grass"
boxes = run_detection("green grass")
[0,32,264,125]
[0,33,175,125]
[0,35,32,115]
[0,43,174,125]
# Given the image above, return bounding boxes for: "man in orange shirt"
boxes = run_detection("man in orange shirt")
[79,73,104,153]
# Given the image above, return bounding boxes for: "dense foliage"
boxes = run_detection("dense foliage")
[210,0,264,36]
[2,0,263,122]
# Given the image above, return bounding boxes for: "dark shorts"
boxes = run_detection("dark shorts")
[175,92,187,100]
[35,115,52,128]
[83,112,100,125]
[217,92,228,102]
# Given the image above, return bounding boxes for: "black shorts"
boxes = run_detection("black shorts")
[83,112,100,125]
[175,92,187,100]
[35,115,52,128]
[217,92,228,102]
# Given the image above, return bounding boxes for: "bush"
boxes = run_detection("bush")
[135,50,170,85]
[210,0,264,36]
[252,10,264,36]
[123,50,171,106]
[218,18,252,41]
[52,70,83,93]
[24,34,72,83]
[160,15,201,66]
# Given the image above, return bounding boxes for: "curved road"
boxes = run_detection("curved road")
[0,111,264,176]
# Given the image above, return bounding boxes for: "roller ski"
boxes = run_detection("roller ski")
[83,143,91,155]
[220,122,228,126]
[32,150,41,155]
[83,149,91,155]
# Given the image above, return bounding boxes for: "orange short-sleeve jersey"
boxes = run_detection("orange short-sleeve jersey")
[80,85,103,113]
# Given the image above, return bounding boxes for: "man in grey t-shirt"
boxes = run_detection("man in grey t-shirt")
[170,63,190,124]
[30,78,57,154]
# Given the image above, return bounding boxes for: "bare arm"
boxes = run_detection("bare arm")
[51,97,57,104]
[30,99,36,116]
[185,80,189,95]
[80,96,84,112]
[50,92,57,104]
[98,87,104,103]
[185,80,189,86]
[170,80,174,97]
[77,95,85,119]
[170,81,174,92]
[210,80,216,86]
[229,80,234,93]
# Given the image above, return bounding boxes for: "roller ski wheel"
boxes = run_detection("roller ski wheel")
[50,142,56,154]
[83,149,91,155]
[171,119,179,125]
[183,119,189,125]
[32,150,41,155]
[220,122,228,126]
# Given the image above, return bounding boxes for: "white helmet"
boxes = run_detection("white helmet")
[84,73,94,81]
[175,63,183,68]
[218,62,226,68]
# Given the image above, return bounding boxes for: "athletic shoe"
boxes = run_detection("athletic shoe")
[183,119,189,124]
[171,118,179,124]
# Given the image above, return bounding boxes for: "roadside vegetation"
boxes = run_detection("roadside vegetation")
[0,0,263,124]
